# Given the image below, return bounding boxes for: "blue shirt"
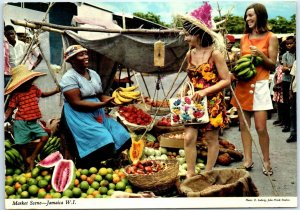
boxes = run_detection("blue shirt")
[282,51,296,82]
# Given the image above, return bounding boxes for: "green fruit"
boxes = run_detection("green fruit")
[72,187,82,198]
[100,180,109,187]
[37,190,47,198]
[44,174,51,182]
[105,174,113,182]
[27,178,38,186]
[107,189,115,196]
[8,195,16,199]
[5,176,14,186]
[86,188,95,195]
[80,193,87,198]
[35,175,43,182]
[38,179,48,188]
[21,184,29,191]
[91,181,100,190]
[18,176,27,185]
[81,169,89,176]
[17,188,23,195]
[28,185,39,195]
[94,174,102,182]
[95,194,101,198]
[14,168,22,175]
[52,192,61,198]
[108,183,115,190]
[237,67,251,77]
[99,186,108,195]
[106,168,113,174]
[115,181,126,191]
[79,181,90,192]
[6,168,14,176]
[31,167,40,178]
[89,167,98,175]
[20,191,29,198]
[62,189,73,198]
[5,186,15,196]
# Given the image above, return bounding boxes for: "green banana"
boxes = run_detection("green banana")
[4,140,12,149]
[241,70,254,80]
[43,145,55,155]
[235,61,251,72]
[6,150,16,162]
[5,153,14,165]
[236,57,251,65]
[49,136,58,145]
[254,56,263,66]
[237,67,251,77]
[240,54,252,59]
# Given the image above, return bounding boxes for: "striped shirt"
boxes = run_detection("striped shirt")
[8,85,42,120]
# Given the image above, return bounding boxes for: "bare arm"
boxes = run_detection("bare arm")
[5,107,14,121]
[41,86,60,98]
[192,50,231,101]
[63,88,113,111]
[251,34,278,70]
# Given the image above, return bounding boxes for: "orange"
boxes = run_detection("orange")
[112,176,120,184]
[14,182,22,190]
[24,172,32,179]
[40,170,49,176]
[90,174,96,179]
[74,179,79,187]
[92,190,100,197]
[86,194,94,198]
[80,174,87,181]
[118,171,126,179]
[44,193,52,199]
[86,177,94,185]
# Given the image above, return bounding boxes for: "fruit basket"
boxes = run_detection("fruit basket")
[124,159,179,195]
[179,168,259,197]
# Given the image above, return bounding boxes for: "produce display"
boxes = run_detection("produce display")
[230,54,263,81]
[36,136,61,162]
[156,116,172,126]
[128,135,145,165]
[112,86,141,105]
[118,105,153,125]
[125,160,165,175]
[5,165,131,199]
[5,140,24,168]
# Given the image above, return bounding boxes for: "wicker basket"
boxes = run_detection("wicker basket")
[125,159,179,194]
[115,112,155,132]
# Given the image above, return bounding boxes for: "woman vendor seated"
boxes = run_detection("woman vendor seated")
[59,45,131,167]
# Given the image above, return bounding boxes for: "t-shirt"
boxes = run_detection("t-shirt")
[290,61,296,93]
[8,85,42,120]
[282,51,296,82]
[9,39,27,67]
[59,68,103,98]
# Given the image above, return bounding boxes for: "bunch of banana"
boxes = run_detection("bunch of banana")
[112,85,141,105]
[36,136,61,162]
[5,141,24,168]
[231,54,263,81]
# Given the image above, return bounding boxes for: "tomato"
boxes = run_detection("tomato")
[144,166,152,173]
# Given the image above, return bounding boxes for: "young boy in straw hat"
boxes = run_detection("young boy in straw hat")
[4,64,60,171]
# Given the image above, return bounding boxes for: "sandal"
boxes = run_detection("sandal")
[262,167,273,176]
[237,162,254,171]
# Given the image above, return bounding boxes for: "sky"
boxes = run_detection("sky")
[94,1,296,24]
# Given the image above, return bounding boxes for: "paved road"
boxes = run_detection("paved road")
[132,71,297,197]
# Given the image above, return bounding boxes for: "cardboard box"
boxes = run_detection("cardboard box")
[158,131,184,149]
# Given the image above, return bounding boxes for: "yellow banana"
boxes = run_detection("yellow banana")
[112,88,119,98]
[119,85,138,92]
[113,92,123,105]
[120,91,141,99]
[116,92,133,103]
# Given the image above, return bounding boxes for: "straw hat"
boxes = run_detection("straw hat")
[178,2,225,54]
[5,65,46,95]
[64,45,87,62]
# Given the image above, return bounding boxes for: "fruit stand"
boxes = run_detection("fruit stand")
[4,97,253,199]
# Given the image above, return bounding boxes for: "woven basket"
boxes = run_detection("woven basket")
[115,112,155,132]
[125,159,179,194]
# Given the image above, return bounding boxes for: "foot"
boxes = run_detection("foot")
[237,162,254,171]
[282,126,290,132]
[26,156,34,171]
[262,167,273,176]
[186,172,196,179]
[286,135,297,143]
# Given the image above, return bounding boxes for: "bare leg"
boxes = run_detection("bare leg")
[184,126,198,178]
[203,129,219,171]
[17,145,28,169]
[237,109,253,167]
[27,136,48,171]
[254,111,271,170]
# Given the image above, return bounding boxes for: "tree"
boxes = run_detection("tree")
[133,12,169,27]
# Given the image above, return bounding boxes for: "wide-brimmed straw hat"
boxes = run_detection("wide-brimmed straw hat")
[64,45,87,62]
[5,65,46,95]
[178,2,225,54]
